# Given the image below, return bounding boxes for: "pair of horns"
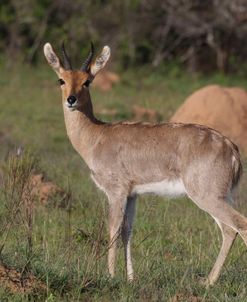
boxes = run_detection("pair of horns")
[61,42,94,71]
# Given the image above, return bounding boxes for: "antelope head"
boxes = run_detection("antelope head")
[43,42,111,111]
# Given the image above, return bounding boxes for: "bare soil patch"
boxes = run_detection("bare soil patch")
[0,263,46,294]
[29,173,64,204]
[132,105,161,123]
[92,70,120,91]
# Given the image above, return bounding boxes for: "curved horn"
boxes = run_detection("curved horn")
[61,42,72,70]
[81,42,94,72]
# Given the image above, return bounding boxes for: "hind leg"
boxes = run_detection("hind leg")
[188,194,247,284]
[189,194,247,235]
[205,217,237,286]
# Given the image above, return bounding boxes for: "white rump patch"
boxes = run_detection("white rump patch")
[132,178,186,197]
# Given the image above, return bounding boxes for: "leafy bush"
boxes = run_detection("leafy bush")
[1,0,247,72]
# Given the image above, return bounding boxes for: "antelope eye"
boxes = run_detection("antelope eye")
[58,79,65,85]
[83,80,91,87]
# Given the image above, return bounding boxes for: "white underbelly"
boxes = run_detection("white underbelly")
[132,178,186,197]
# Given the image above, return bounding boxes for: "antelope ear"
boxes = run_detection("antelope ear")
[43,43,63,75]
[90,46,111,76]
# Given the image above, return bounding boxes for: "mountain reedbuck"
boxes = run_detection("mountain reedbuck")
[44,42,247,285]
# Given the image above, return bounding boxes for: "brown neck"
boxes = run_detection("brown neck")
[77,91,102,124]
[62,92,105,167]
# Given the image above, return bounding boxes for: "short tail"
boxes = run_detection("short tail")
[231,143,242,189]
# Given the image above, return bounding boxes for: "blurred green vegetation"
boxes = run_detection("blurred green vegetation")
[1,0,247,73]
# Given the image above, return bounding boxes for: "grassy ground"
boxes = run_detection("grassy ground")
[1,64,247,301]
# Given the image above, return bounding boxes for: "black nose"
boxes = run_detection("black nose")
[67,95,77,105]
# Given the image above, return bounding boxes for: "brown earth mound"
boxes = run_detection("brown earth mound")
[170,85,247,154]
[132,105,160,123]
[0,263,46,294]
[92,70,120,91]
[29,173,64,204]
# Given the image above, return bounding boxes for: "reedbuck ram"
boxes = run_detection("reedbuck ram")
[44,42,247,285]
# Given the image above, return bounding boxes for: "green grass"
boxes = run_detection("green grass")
[1,64,247,301]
